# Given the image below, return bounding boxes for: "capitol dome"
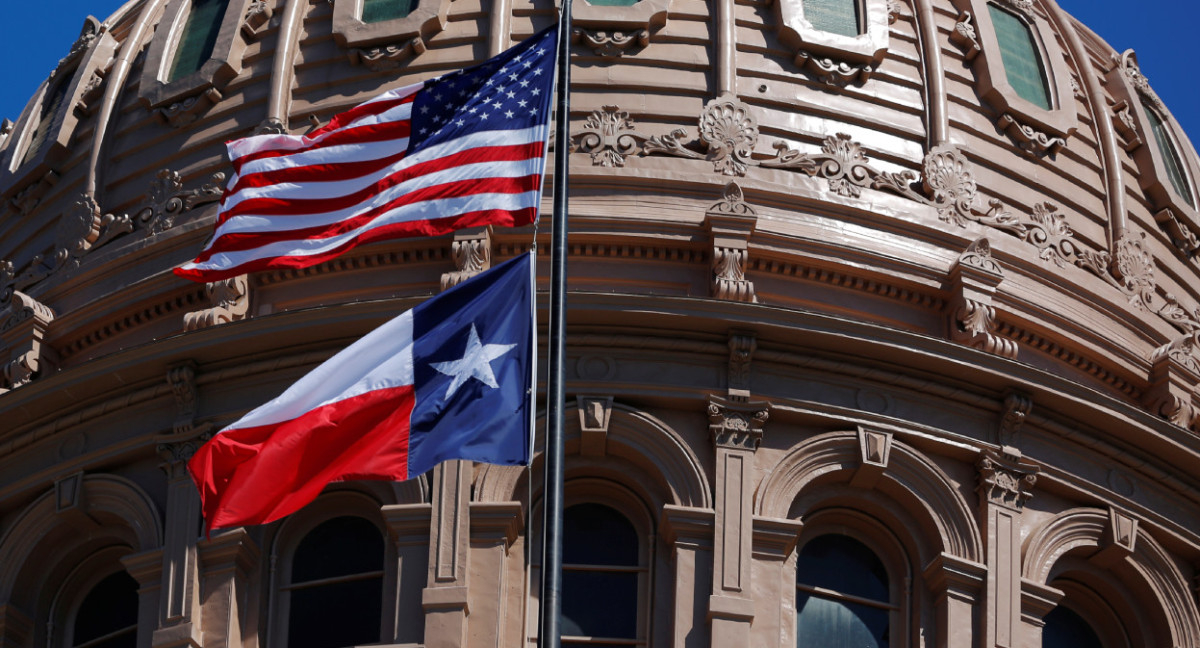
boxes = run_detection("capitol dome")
[1,0,1199,646]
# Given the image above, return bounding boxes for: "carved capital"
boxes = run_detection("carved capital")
[157,431,214,481]
[183,275,249,331]
[572,105,643,167]
[708,395,768,450]
[440,228,492,290]
[977,449,1038,510]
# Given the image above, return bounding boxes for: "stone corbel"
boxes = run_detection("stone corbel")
[576,395,613,457]
[947,238,1017,359]
[726,331,756,400]
[349,36,427,72]
[704,183,758,303]
[1145,335,1200,430]
[996,114,1067,156]
[1153,207,1200,255]
[440,227,491,290]
[950,11,981,60]
[1091,508,1138,568]
[183,275,249,332]
[155,88,224,128]
[849,426,892,489]
[572,28,650,57]
[241,0,273,40]
[1111,100,1143,152]
[0,290,57,392]
[998,391,1032,449]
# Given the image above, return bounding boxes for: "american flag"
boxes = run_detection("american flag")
[175,26,557,282]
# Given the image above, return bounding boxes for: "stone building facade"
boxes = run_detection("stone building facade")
[1,0,1199,647]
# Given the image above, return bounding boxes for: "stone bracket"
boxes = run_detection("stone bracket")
[0,289,57,392]
[947,238,1017,359]
[998,391,1032,449]
[441,227,492,291]
[183,275,249,332]
[1145,340,1200,431]
[726,330,756,400]
[705,183,758,303]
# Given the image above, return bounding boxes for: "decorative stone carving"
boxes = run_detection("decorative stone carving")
[10,171,59,215]
[727,331,756,399]
[850,426,893,488]
[74,68,107,117]
[644,94,758,176]
[887,0,904,23]
[573,106,642,167]
[576,395,613,457]
[135,168,227,235]
[705,183,757,302]
[1114,49,1162,109]
[1091,508,1139,568]
[978,449,1038,510]
[241,0,273,40]
[572,28,649,57]
[794,53,872,87]
[1154,208,1200,256]
[947,238,1016,359]
[1111,101,1143,152]
[155,87,224,128]
[998,391,1032,448]
[166,363,201,437]
[775,0,889,85]
[254,117,287,135]
[997,113,1066,156]
[349,37,427,71]
[183,275,249,332]
[950,11,981,61]
[995,0,1033,17]
[1145,334,1200,430]
[56,193,104,265]
[0,290,56,392]
[766,133,906,199]
[55,16,102,77]
[440,228,492,290]
[708,395,768,450]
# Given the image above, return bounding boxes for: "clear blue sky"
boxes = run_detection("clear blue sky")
[1,0,1197,147]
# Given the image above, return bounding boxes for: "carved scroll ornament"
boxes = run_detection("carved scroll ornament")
[572,106,643,167]
[644,94,758,176]
[183,275,249,332]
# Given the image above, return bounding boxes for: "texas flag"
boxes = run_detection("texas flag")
[188,253,535,532]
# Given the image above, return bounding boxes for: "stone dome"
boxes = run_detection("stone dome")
[1,0,1199,647]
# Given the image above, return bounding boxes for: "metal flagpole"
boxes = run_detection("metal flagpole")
[538,6,572,648]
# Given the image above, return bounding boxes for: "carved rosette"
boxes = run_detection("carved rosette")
[349,37,427,71]
[1110,233,1156,306]
[183,275,250,331]
[920,145,978,225]
[572,28,649,57]
[708,396,769,450]
[978,450,1038,510]
[644,95,759,177]
[572,106,643,167]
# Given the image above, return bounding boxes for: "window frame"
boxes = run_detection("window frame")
[789,509,910,647]
[50,547,141,648]
[0,17,116,199]
[268,492,395,648]
[138,0,261,122]
[950,0,1076,150]
[331,0,450,49]
[1105,49,1200,249]
[775,0,890,82]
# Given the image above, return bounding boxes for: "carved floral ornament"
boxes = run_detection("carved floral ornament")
[0,169,224,307]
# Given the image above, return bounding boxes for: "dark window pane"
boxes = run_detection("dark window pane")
[1042,605,1104,648]
[561,570,639,638]
[988,3,1052,110]
[292,516,384,584]
[796,591,888,648]
[168,0,229,82]
[796,535,888,603]
[1144,102,1196,208]
[21,78,71,166]
[362,0,414,23]
[73,571,139,647]
[585,0,641,6]
[288,577,383,648]
[563,503,638,566]
[802,0,861,37]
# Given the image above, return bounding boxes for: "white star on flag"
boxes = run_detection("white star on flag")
[432,324,517,399]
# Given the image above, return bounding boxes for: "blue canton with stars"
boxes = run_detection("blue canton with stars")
[408,26,557,153]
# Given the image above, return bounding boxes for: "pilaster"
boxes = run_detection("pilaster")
[467,502,522,648]
[423,461,471,648]
[382,503,432,645]
[978,449,1039,648]
[195,529,259,648]
[923,552,986,648]
[662,506,715,648]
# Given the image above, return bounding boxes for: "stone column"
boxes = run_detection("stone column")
[195,529,259,648]
[978,449,1039,648]
[923,553,986,648]
[422,461,471,648]
[467,502,523,648]
[662,506,715,648]
[382,503,433,645]
[750,517,803,648]
[706,395,768,647]
[121,549,166,648]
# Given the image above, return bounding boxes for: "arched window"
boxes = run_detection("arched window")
[69,571,139,648]
[361,0,414,23]
[795,534,894,647]
[282,516,385,648]
[1143,101,1196,209]
[801,0,862,37]
[987,3,1051,110]
[168,0,230,82]
[1042,604,1104,648]
[20,77,72,167]
[561,503,644,645]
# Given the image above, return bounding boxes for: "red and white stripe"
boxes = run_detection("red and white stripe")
[174,83,545,281]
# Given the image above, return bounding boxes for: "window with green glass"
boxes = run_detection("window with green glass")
[168,0,229,82]
[1144,102,1195,208]
[802,0,862,37]
[362,0,415,23]
[988,4,1052,110]
[21,77,71,166]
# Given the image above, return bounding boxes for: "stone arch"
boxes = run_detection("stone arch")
[755,430,982,563]
[0,474,162,613]
[1022,508,1200,648]
[475,402,711,509]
